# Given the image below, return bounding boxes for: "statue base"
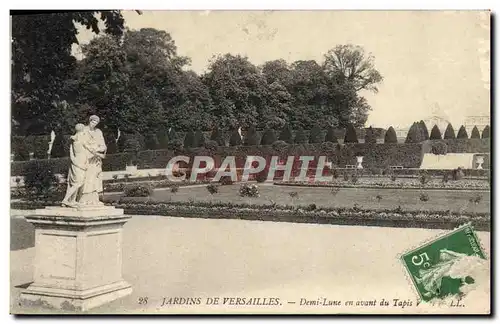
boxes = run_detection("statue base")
[20,206,132,312]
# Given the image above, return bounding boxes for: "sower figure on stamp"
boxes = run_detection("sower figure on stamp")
[78,115,107,206]
[61,123,95,207]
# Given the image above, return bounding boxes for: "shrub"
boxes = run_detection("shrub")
[443,173,449,183]
[117,133,127,152]
[456,126,469,139]
[278,124,293,144]
[344,124,358,143]
[244,125,259,146]
[289,191,299,199]
[431,141,448,155]
[375,194,382,202]
[219,176,234,185]
[194,130,206,148]
[325,126,338,143]
[272,140,288,152]
[332,168,339,179]
[124,184,153,197]
[170,185,179,193]
[123,133,144,152]
[419,193,429,202]
[210,126,225,146]
[206,183,219,195]
[443,124,456,139]
[364,126,376,144]
[260,128,277,145]
[24,160,58,197]
[330,188,339,196]
[204,140,218,151]
[469,194,482,204]
[183,129,196,149]
[481,125,490,139]
[157,129,169,149]
[343,172,349,182]
[390,174,397,182]
[34,139,49,159]
[144,133,160,150]
[451,168,464,181]
[351,173,358,184]
[309,124,323,144]
[256,170,268,183]
[112,174,118,180]
[470,126,480,139]
[167,138,183,151]
[384,126,398,143]
[105,133,118,154]
[239,183,259,198]
[294,128,308,144]
[13,137,30,161]
[429,125,442,140]
[229,129,242,146]
[305,203,317,211]
[419,172,430,185]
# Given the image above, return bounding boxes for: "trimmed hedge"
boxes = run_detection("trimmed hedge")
[11,139,491,176]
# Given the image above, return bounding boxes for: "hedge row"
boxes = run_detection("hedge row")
[11,200,490,231]
[10,142,491,176]
[422,139,490,154]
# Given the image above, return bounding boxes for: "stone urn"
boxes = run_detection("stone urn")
[476,156,484,170]
[356,156,364,169]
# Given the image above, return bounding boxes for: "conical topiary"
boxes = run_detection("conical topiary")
[429,125,442,140]
[443,123,456,139]
[384,126,398,143]
[325,126,338,143]
[344,124,358,144]
[260,128,277,145]
[278,124,293,144]
[294,128,307,144]
[456,125,468,139]
[471,126,480,139]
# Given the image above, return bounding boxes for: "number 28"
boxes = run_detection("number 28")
[412,252,430,268]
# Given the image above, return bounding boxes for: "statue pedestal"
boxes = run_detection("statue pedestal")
[20,206,132,311]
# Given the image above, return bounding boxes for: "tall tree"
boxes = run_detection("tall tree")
[11,11,129,135]
[323,44,383,93]
[202,54,270,130]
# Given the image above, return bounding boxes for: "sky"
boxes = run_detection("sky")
[74,10,490,129]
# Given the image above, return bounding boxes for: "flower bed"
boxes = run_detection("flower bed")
[274,177,490,190]
[11,200,490,231]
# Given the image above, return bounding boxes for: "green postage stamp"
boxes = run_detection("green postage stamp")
[401,223,487,302]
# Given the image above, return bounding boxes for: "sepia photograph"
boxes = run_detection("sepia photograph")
[9,9,491,315]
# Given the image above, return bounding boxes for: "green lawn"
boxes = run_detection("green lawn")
[141,184,490,214]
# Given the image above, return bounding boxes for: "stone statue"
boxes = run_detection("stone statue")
[61,115,107,207]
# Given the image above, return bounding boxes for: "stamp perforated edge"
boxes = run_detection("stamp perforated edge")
[396,222,489,302]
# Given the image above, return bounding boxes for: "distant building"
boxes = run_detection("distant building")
[464,115,490,134]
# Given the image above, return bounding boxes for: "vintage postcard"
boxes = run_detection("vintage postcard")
[9,10,491,315]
